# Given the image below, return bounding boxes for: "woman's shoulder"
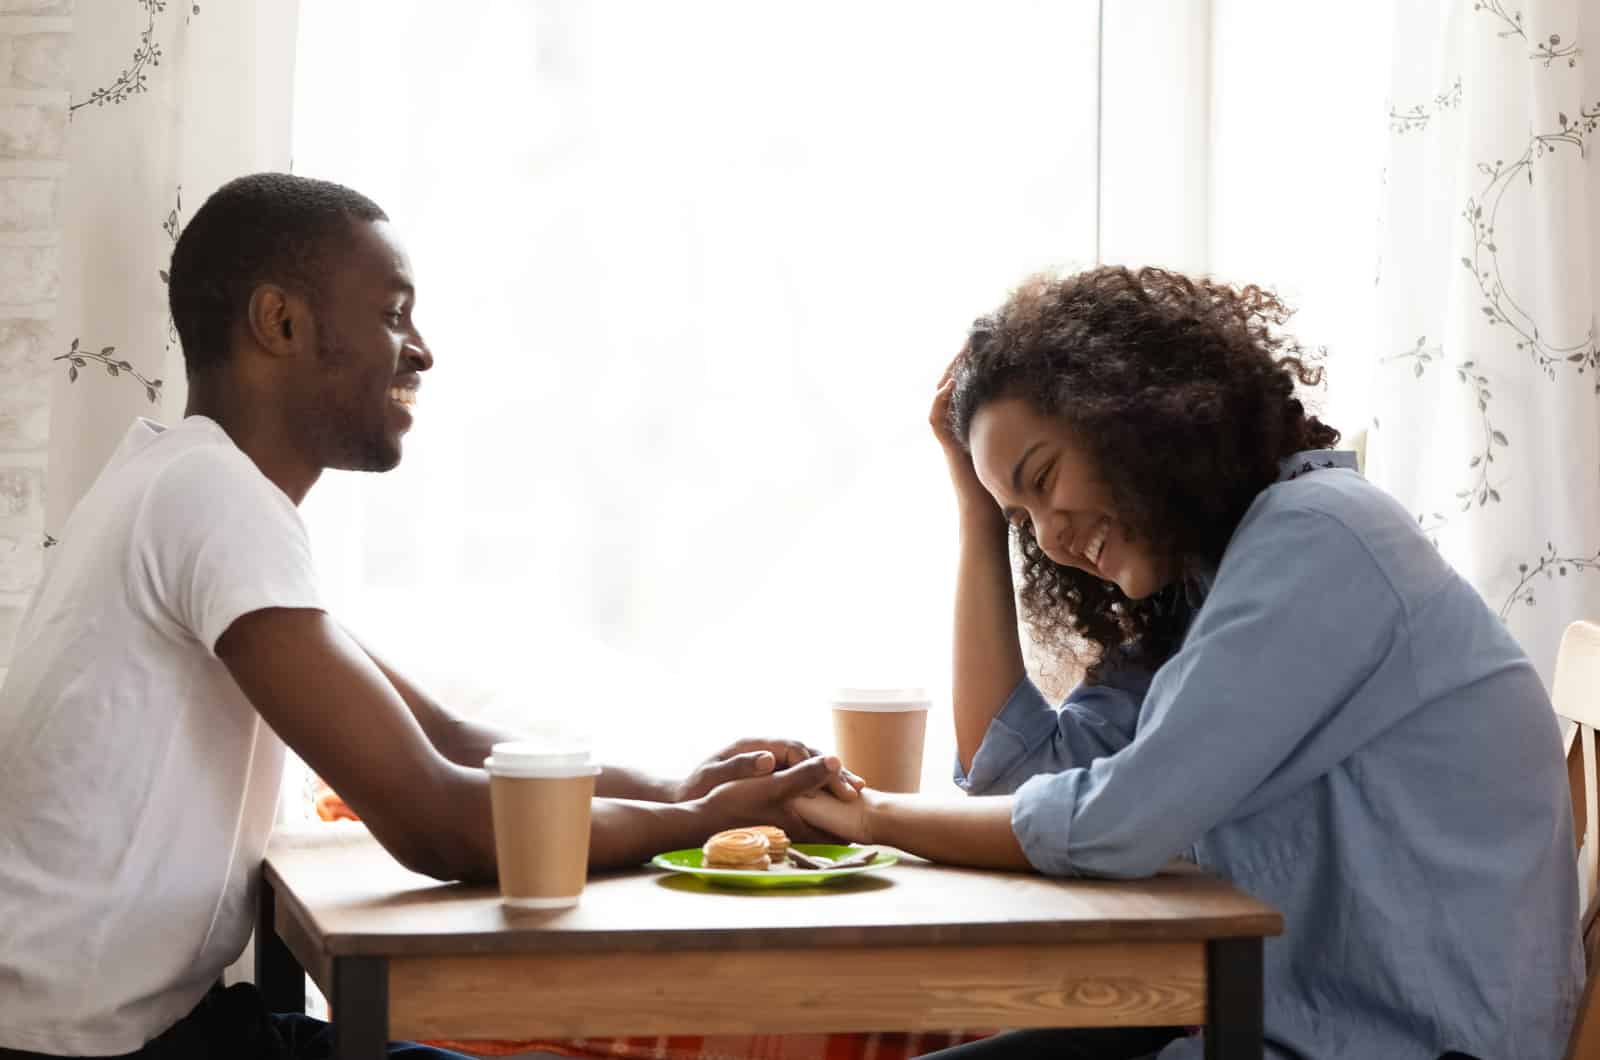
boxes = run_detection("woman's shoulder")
[1226,465,1453,607]
[1252,464,1414,539]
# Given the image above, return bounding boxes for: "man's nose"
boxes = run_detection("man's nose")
[403,334,434,371]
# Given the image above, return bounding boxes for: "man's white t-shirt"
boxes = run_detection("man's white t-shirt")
[0,416,322,1055]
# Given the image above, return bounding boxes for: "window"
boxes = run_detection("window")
[290,1,1387,793]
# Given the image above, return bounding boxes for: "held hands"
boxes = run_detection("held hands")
[790,787,877,846]
[694,752,857,843]
[674,737,864,803]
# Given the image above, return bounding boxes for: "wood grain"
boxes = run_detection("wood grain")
[264,828,1281,960]
[386,942,1207,1039]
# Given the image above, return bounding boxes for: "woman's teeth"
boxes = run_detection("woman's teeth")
[1084,519,1110,566]
[388,386,417,409]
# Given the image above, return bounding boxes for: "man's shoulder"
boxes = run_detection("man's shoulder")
[137,419,273,505]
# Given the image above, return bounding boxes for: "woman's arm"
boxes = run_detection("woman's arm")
[800,501,1404,880]
[931,364,1028,772]
[960,669,1146,795]
[793,788,1030,871]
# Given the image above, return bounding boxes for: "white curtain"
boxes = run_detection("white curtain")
[0,0,298,677]
[43,1,299,538]
[1368,0,1600,685]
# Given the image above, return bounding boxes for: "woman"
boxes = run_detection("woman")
[796,266,1581,1060]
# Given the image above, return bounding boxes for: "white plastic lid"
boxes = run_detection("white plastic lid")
[484,740,600,778]
[829,687,932,712]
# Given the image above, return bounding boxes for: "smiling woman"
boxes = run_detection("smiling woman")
[791,262,1580,1060]
[948,267,1341,683]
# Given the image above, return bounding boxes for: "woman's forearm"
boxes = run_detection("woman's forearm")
[952,507,1027,772]
[868,790,1031,871]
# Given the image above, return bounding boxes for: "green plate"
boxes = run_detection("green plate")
[650,843,896,888]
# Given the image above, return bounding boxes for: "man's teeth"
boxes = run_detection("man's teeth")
[1084,520,1110,566]
[388,386,417,408]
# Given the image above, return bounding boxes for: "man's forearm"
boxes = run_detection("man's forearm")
[588,798,715,869]
[430,713,521,769]
[595,765,678,802]
[350,634,681,799]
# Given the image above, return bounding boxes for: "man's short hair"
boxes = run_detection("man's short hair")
[167,173,388,379]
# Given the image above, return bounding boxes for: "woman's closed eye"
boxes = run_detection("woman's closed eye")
[1032,458,1055,495]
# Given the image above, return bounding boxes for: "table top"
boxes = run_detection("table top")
[263,825,1283,959]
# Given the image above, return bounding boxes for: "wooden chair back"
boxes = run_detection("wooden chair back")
[1553,620,1600,1059]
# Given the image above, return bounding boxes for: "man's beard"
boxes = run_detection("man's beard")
[295,333,401,473]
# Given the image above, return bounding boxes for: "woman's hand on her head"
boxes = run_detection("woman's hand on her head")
[675,737,863,803]
[932,351,1000,520]
[790,788,876,846]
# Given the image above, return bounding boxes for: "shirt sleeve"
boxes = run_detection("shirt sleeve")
[136,445,324,653]
[955,664,1150,795]
[1011,502,1403,878]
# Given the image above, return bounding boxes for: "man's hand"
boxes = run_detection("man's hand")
[791,787,877,845]
[675,737,864,803]
[691,753,855,842]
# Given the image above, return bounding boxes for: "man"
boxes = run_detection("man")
[0,173,853,1059]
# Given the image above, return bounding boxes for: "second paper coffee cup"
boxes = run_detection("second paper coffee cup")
[830,687,931,793]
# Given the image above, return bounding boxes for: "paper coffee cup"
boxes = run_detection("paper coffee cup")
[830,687,931,793]
[485,739,601,910]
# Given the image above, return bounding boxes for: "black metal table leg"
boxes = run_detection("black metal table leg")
[256,873,305,1015]
[1205,937,1264,1060]
[332,955,389,1060]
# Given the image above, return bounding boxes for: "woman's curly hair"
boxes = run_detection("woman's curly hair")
[948,265,1340,683]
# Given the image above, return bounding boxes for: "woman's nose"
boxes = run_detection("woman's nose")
[1039,509,1074,559]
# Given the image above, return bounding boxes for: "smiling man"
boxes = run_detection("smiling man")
[0,174,851,1060]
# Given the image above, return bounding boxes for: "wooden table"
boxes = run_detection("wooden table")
[257,828,1282,1059]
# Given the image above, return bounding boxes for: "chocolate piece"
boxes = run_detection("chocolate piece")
[826,848,880,870]
[785,849,834,870]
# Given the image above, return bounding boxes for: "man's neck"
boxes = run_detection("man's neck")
[185,382,321,506]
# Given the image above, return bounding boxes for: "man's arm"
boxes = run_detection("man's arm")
[348,634,678,800]
[350,633,857,803]
[220,609,848,880]
[220,609,498,881]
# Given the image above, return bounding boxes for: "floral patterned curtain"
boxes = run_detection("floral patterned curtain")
[1369,0,1599,685]
[40,1,299,549]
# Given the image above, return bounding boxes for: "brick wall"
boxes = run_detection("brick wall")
[0,2,67,674]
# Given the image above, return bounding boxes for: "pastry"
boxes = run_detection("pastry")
[750,825,790,858]
[702,827,771,869]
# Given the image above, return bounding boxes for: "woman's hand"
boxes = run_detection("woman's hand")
[694,754,854,842]
[674,737,864,803]
[790,788,877,845]
[931,350,1000,520]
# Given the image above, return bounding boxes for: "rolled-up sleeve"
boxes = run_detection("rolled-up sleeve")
[1010,504,1402,878]
[955,665,1150,795]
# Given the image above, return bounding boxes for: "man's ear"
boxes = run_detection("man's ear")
[245,284,314,359]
